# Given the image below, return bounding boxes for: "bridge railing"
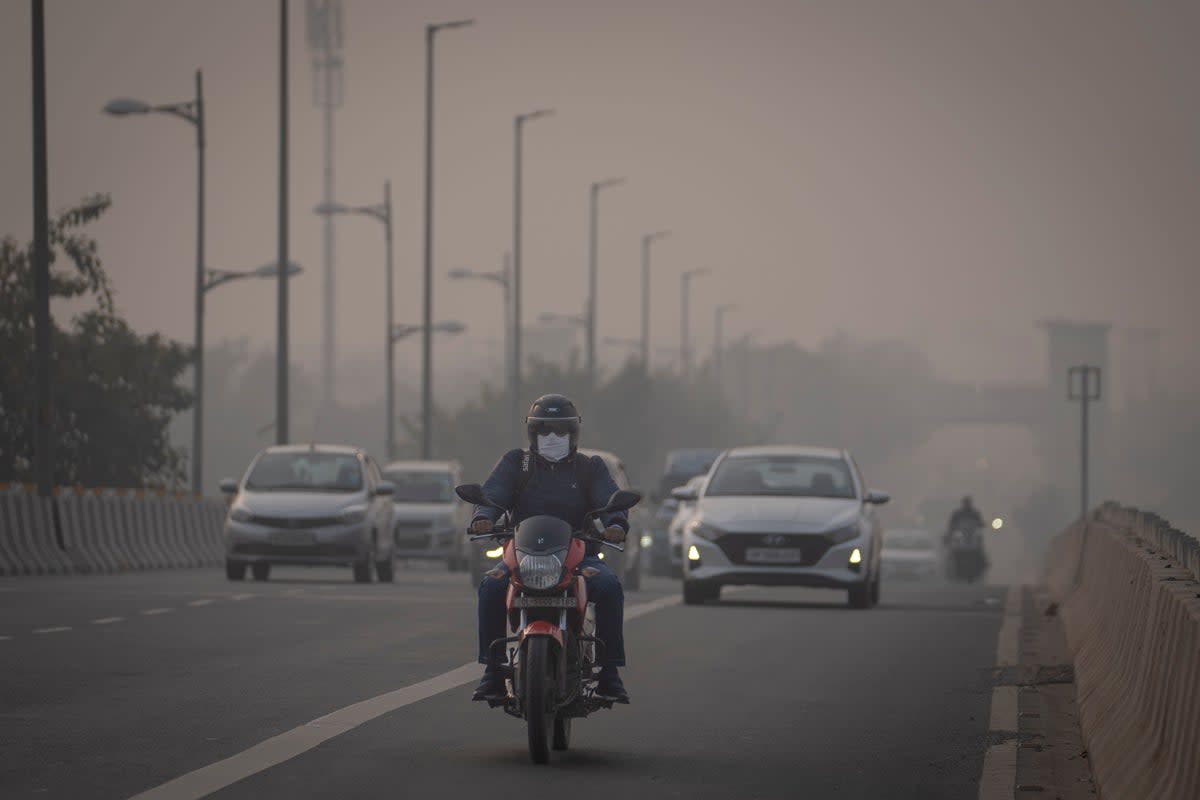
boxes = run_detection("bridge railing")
[0,484,228,576]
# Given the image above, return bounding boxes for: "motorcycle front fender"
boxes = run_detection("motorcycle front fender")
[519,620,564,650]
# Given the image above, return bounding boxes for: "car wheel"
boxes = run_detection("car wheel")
[847,581,872,609]
[251,562,271,582]
[683,580,715,605]
[375,557,394,583]
[870,573,881,605]
[225,560,246,581]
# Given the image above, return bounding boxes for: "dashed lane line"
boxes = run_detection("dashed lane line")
[229,593,255,601]
[91,617,125,625]
[126,593,682,800]
[0,635,12,641]
[141,608,173,616]
[187,599,216,607]
[33,626,73,634]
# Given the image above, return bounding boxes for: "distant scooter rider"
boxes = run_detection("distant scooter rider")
[945,496,985,547]
[469,394,631,703]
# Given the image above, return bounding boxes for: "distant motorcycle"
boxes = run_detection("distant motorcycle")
[945,527,988,584]
[455,482,642,764]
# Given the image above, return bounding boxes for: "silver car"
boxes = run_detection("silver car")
[666,475,707,578]
[677,445,889,607]
[382,460,470,568]
[220,444,396,583]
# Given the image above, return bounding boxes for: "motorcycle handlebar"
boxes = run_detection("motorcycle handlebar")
[467,529,625,552]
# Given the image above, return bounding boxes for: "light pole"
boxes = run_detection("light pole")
[422,17,474,460]
[1068,365,1102,519]
[680,267,710,378]
[513,109,554,426]
[393,320,467,342]
[104,70,205,493]
[32,0,50,496]
[713,303,736,382]
[640,230,670,370]
[449,256,512,429]
[315,182,394,456]
[277,0,290,447]
[586,177,625,391]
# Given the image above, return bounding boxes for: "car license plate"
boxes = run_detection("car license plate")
[268,530,316,547]
[745,547,803,564]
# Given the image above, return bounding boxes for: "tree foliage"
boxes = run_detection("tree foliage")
[0,195,193,487]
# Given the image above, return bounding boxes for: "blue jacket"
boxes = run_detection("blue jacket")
[473,450,629,549]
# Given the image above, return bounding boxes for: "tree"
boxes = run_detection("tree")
[0,195,193,488]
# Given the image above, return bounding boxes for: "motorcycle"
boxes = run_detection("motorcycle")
[455,482,642,765]
[945,526,988,584]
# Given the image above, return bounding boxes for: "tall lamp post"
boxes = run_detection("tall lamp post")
[315,182,394,456]
[639,230,670,370]
[421,17,474,460]
[680,267,710,378]
[104,70,205,493]
[713,303,736,382]
[449,256,512,435]
[586,177,625,391]
[513,108,554,421]
[1068,365,1102,520]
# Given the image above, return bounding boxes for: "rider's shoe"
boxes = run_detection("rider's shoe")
[471,669,504,701]
[595,666,630,703]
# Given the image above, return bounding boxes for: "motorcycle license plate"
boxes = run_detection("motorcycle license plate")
[268,530,316,546]
[744,547,803,564]
[511,596,575,608]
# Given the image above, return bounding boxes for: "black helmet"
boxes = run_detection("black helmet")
[526,393,582,455]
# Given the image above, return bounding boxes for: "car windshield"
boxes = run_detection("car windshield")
[664,449,721,476]
[705,455,856,499]
[245,452,363,492]
[383,470,453,503]
[885,531,935,551]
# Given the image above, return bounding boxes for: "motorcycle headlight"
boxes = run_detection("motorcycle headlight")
[517,552,564,590]
[686,520,720,541]
[229,507,253,523]
[340,505,368,525]
[827,524,860,544]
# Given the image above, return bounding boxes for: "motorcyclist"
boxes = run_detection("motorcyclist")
[469,394,631,703]
[945,496,985,546]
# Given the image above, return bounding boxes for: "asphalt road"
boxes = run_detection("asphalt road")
[1,564,1006,800]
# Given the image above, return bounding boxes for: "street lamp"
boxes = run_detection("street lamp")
[640,230,670,369]
[204,261,302,293]
[422,17,475,460]
[449,256,512,428]
[713,303,737,382]
[680,267,710,378]
[104,70,206,494]
[513,108,555,433]
[586,177,626,392]
[392,320,466,342]
[315,182,394,456]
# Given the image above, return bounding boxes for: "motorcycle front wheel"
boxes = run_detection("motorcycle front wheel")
[523,637,555,764]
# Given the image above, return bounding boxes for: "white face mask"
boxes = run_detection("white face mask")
[536,433,571,462]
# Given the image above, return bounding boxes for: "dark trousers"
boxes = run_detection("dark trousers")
[477,555,625,668]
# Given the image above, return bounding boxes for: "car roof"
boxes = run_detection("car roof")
[382,459,460,472]
[720,445,846,460]
[261,443,362,456]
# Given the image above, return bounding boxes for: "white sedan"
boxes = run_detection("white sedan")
[676,445,889,608]
[880,529,940,580]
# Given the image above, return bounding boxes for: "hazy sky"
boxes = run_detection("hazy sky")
[2,0,1198,390]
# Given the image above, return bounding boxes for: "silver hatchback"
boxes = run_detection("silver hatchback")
[220,444,396,583]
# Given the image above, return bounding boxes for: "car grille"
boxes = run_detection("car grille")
[233,543,358,557]
[715,533,833,566]
[248,514,342,529]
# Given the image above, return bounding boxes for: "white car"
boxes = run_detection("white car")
[677,445,889,608]
[880,529,939,580]
[666,475,707,578]
[382,460,471,569]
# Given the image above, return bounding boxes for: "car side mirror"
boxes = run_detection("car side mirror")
[671,485,699,502]
[865,489,890,505]
[218,477,238,495]
[455,483,504,510]
[598,489,642,513]
[374,481,395,497]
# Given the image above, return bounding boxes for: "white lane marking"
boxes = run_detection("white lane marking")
[230,593,254,601]
[187,599,215,607]
[0,635,13,641]
[92,617,125,625]
[141,608,172,616]
[978,584,1024,800]
[33,626,72,634]
[282,589,305,596]
[126,593,681,800]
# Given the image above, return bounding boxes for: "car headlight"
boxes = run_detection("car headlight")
[686,520,720,541]
[229,507,253,523]
[517,552,564,590]
[828,524,860,544]
[340,505,369,524]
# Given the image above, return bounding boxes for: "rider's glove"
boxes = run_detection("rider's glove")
[602,526,627,543]
[470,519,494,534]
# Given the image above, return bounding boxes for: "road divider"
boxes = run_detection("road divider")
[1044,502,1200,800]
[0,486,228,577]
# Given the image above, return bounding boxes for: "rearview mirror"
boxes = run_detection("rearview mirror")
[218,477,238,494]
[455,483,504,510]
[671,485,699,502]
[599,489,642,513]
[374,481,395,497]
[865,489,890,505]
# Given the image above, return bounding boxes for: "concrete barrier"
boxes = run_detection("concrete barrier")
[1045,503,1200,800]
